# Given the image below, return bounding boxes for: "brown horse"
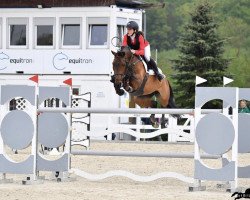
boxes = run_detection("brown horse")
[111,46,177,127]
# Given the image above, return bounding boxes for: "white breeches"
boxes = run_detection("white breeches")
[144,45,151,62]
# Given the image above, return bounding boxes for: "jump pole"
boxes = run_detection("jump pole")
[71,150,220,159]
[38,107,221,114]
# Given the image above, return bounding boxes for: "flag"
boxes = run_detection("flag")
[29,75,39,83]
[63,78,72,86]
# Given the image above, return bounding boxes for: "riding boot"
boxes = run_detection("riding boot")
[147,59,165,81]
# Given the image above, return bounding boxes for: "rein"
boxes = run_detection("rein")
[113,49,148,96]
[123,53,147,95]
[113,53,137,80]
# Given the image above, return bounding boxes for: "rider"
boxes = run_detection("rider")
[122,21,165,81]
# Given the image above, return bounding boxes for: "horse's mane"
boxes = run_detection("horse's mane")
[120,46,131,52]
[117,46,132,58]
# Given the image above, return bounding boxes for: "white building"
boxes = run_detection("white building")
[0,1,150,139]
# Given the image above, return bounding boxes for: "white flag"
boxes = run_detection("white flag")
[196,76,207,85]
[223,76,234,86]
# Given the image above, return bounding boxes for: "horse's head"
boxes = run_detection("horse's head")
[111,46,133,83]
[111,46,133,95]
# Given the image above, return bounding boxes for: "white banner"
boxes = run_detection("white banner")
[0,50,111,74]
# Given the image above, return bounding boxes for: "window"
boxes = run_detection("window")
[116,17,127,44]
[7,18,28,48]
[10,25,26,46]
[116,18,126,47]
[87,17,109,48]
[37,25,53,46]
[62,24,80,46]
[89,25,107,46]
[60,18,81,48]
[117,25,125,46]
[34,17,55,48]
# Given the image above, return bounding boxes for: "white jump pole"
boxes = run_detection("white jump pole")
[38,108,221,115]
[71,150,221,159]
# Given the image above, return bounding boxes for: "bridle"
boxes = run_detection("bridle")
[112,52,140,82]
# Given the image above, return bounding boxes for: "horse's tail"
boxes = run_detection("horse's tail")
[167,80,177,109]
[166,80,180,119]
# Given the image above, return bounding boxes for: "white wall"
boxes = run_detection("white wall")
[0,6,142,75]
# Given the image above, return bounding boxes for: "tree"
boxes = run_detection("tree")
[171,1,230,108]
[146,6,171,51]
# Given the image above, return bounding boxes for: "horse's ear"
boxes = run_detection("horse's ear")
[111,50,117,56]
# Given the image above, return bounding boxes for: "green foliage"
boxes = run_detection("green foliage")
[171,1,230,108]
[145,0,250,107]
[146,6,171,50]
[224,48,250,88]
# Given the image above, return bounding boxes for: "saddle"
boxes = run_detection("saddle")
[139,56,163,76]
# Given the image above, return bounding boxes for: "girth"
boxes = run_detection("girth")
[129,73,149,96]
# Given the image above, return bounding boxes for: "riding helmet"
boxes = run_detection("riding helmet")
[126,21,139,32]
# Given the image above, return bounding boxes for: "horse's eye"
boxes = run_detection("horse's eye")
[113,63,119,68]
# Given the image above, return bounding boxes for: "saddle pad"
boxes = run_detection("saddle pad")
[141,60,163,76]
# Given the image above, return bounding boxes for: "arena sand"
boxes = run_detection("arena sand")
[0,141,249,200]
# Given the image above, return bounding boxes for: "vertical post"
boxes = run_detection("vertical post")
[87,92,91,147]
[135,113,140,141]
[189,116,195,143]
[68,86,72,171]
[107,116,112,141]
[32,84,38,181]
[230,87,239,191]
[143,10,146,39]
[168,115,175,142]
[155,49,158,64]
[193,87,202,190]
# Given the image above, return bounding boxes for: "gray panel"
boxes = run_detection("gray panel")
[87,17,109,24]
[1,85,35,105]
[60,17,81,24]
[1,110,34,150]
[238,166,250,178]
[38,113,68,148]
[196,113,235,155]
[195,87,237,108]
[39,86,70,106]
[238,114,250,153]
[0,155,34,174]
[194,160,235,181]
[239,88,250,101]
[34,17,55,25]
[37,154,69,171]
[117,17,127,25]
[8,18,28,24]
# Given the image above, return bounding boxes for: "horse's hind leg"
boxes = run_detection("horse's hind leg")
[134,96,159,128]
[156,81,170,108]
[133,96,154,108]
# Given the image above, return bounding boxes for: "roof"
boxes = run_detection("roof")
[0,0,164,9]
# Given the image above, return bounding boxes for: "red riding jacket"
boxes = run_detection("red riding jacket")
[122,33,149,56]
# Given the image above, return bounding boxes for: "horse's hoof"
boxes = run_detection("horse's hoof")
[152,122,159,128]
[117,89,125,96]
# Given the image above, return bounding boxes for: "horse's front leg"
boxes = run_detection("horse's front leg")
[149,114,159,128]
[123,77,133,93]
[114,83,125,96]
[134,96,159,128]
